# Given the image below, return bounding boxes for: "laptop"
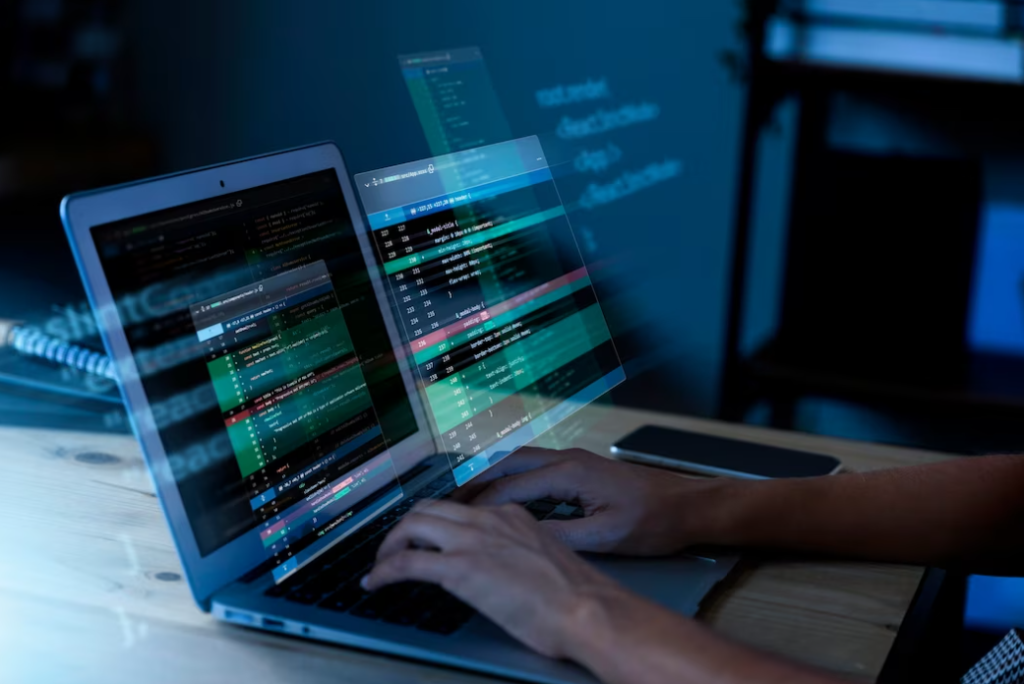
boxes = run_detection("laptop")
[61,139,737,684]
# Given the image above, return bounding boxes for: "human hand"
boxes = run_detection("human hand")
[457,447,728,555]
[361,499,631,659]
[363,497,841,684]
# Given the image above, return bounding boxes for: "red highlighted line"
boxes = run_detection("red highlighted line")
[223,355,359,428]
[412,267,589,352]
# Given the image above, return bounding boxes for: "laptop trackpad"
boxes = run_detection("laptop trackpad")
[584,553,737,617]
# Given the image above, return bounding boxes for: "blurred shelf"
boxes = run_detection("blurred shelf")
[767,18,1024,85]
[719,0,1024,438]
[767,0,1024,86]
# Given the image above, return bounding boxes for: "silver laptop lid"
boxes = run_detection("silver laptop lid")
[62,143,438,607]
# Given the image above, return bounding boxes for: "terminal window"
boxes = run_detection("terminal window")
[356,137,624,485]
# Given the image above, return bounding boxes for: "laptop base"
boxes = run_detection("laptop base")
[214,552,738,684]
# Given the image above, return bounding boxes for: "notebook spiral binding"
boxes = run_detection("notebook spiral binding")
[5,325,117,382]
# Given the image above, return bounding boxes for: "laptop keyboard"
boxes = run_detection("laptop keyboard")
[262,485,585,636]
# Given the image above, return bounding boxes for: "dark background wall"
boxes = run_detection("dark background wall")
[121,0,764,418]
[5,0,1024,457]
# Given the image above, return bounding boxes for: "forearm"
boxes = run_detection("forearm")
[565,588,844,684]
[697,455,1024,572]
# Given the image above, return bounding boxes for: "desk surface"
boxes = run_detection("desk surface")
[0,404,951,683]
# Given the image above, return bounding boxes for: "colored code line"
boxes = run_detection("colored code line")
[259,453,395,547]
[382,205,566,275]
[426,304,613,433]
[450,367,625,486]
[248,425,383,510]
[223,356,360,427]
[412,267,591,364]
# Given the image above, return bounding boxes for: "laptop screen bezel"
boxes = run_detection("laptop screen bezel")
[61,142,437,608]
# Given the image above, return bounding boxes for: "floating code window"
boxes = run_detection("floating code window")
[190,261,403,582]
[399,47,513,156]
[356,137,624,485]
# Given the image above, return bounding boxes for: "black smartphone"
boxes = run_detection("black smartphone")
[611,426,842,479]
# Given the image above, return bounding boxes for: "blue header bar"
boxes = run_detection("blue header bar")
[366,167,553,231]
[355,136,550,229]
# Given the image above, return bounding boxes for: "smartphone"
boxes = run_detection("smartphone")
[611,426,842,479]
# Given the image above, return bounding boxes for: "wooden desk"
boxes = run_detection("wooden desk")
[0,405,951,683]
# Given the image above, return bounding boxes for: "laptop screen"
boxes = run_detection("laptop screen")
[90,169,423,581]
[355,137,625,486]
[89,139,622,585]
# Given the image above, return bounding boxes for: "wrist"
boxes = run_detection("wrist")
[673,476,763,548]
[556,585,634,673]
[558,584,706,684]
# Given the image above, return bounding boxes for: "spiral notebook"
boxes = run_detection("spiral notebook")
[0,346,127,433]
[0,308,126,433]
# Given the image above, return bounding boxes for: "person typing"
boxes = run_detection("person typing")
[363,447,1024,684]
